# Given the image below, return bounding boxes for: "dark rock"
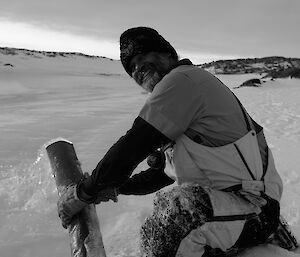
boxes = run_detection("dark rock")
[263,67,300,79]
[234,78,262,89]
[290,68,300,79]
[3,63,14,67]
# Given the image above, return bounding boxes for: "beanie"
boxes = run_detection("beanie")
[120,27,178,76]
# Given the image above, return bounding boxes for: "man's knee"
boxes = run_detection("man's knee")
[140,184,213,256]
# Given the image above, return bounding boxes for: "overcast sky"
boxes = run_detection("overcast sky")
[1,0,299,64]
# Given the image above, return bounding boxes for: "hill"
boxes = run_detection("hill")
[199,56,300,77]
[0,47,125,76]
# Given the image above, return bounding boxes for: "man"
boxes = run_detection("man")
[58,27,284,256]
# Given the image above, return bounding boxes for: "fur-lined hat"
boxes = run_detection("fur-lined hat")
[120,27,178,76]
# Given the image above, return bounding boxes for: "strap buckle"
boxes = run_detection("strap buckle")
[242,180,264,195]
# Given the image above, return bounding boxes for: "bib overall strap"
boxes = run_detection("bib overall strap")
[231,93,252,132]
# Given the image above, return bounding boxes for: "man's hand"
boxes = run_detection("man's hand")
[57,183,88,229]
[57,173,119,229]
[78,173,119,204]
[147,149,166,170]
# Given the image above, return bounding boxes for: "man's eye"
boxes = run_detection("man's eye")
[130,64,137,73]
[139,66,146,73]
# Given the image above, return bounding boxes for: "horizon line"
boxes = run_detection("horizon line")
[1,45,300,65]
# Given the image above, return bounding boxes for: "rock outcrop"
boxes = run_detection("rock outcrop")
[199,57,300,75]
[234,78,262,89]
[263,67,300,79]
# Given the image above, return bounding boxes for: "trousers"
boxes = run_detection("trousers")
[140,184,279,257]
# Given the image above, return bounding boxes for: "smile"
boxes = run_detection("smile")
[142,70,152,82]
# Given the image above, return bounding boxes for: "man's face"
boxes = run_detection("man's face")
[130,52,171,92]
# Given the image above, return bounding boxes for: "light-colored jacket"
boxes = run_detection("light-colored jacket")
[140,64,283,202]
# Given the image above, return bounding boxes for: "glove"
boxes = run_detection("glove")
[147,149,166,170]
[94,187,118,204]
[57,183,88,229]
[78,172,118,204]
[57,173,119,229]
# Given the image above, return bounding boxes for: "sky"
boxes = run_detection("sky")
[1,0,299,64]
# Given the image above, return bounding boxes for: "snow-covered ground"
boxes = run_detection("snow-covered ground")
[0,50,299,256]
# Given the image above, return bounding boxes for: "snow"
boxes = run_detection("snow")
[0,50,300,256]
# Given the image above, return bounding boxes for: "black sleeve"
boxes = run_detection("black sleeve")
[118,167,175,195]
[81,116,172,196]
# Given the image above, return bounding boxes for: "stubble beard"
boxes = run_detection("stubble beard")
[141,71,162,93]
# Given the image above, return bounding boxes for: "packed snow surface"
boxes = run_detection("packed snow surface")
[0,51,299,256]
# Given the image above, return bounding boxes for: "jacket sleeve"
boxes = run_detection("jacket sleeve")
[80,116,172,196]
[118,167,175,195]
